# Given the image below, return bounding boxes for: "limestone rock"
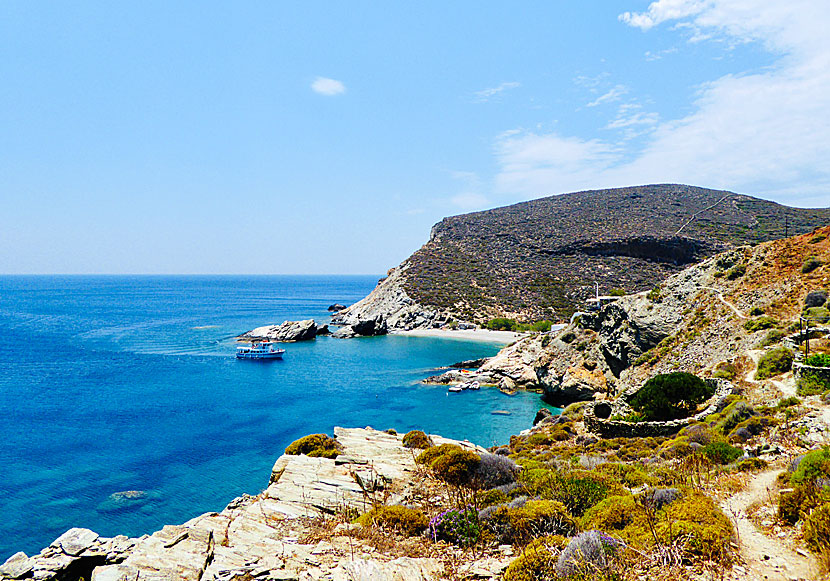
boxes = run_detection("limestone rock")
[330,557,442,581]
[239,320,318,342]
[0,553,33,579]
[327,304,347,312]
[55,527,100,556]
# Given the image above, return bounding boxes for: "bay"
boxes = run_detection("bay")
[0,275,556,559]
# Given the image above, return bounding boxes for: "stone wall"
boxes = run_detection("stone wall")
[583,378,735,438]
[783,326,830,389]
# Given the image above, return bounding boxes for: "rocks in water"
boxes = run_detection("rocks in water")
[316,324,331,335]
[97,490,156,513]
[239,319,318,342]
[331,315,388,338]
[327,304,347,312]
[449,358,489,369]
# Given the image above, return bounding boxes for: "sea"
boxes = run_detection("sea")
[0,275,558,560]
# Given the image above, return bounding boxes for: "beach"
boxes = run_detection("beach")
[396,328,525,343]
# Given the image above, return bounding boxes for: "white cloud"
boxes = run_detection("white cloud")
[586,85,629,107]
[311,77,346,96]
[473,82,521,102]
[492,1,830,207]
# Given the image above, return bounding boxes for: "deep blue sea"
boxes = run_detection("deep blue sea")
[0,275,556,560]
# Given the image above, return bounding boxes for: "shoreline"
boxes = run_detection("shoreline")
[392,328,526,343]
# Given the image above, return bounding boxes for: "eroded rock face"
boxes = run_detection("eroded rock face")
[239,319,318,342]
[331,265,442,332]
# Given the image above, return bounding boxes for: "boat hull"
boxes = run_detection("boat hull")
[236,351,284,360]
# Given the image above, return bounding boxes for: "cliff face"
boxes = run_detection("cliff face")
[338,184,830,332]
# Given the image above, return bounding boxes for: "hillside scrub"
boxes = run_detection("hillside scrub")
[402,430,433,449]
[743,315,778,332]
[355,505,429,536]
[284,434,341,459]
[755,347,794,379]
[806,353,830,367]
[628,372,715,421]
[802,257,823,273]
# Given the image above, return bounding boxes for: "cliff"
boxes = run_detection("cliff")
[335,184,830,332]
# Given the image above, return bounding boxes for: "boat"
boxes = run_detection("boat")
[236,340,285,360]
[448,380,480,392]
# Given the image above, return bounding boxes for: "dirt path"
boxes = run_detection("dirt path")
[720,469,818,580]
[699,286,747,319]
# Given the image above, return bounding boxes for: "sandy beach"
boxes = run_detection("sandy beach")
[394,328,525,343]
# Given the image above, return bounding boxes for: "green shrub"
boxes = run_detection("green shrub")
[658,491,732,558]
[790,447,830,485]
[545,471,614,516]
[285,433,341,459]
[486,317,517,331]
[802,257,823,273]
[502,536,562,581]
[415,443,461,465]
[712,361,737,380]
[759,328,785,347]
[430,448,481,486]
[744,316,778,332]
[402,430,433,449]
[482,499,576,544]
[628,372,714,421]
[806,354,830,367]
[355,505,429,536]
[798,375,830,396]
[701,441,743,464]
[596,463,656,487]
[609,288,626,296]
[804,503,830,554]
[736,457,768,471]
[581,494,642,535]
[778,484,825,524]
[777,396,801,408]
[804,306,830,322]
[429,508,480,546]
[749,306,765,316]
[755,347,794,379]
[726,264,746,279]
[646,287,662,302]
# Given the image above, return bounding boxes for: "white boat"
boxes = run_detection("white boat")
[236,341,285,360]
[448,380,480,392]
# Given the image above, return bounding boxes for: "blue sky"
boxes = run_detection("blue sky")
[1,1,828,274]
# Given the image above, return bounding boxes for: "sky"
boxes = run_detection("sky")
[1,1,829,274]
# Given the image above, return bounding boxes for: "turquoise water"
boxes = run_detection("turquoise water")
[0,276,556,560]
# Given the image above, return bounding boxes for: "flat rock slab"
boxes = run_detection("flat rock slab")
[0,553,33,579]
[55,527,100,556]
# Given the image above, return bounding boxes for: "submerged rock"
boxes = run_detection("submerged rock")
[327,303,347,312]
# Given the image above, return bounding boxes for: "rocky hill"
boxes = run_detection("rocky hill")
[452,223,830,403]
[334,184,830,333]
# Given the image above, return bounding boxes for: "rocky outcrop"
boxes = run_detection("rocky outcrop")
[330,265,444,333]
[8,428,491,581]
[239,320,318,342]
[327,304,347,312]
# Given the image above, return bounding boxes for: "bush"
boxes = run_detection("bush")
[544,471,614,516]
[806,353,830,368]
[744,316,778,332]
[402,430,433,449]
[647,287,662,302]
[609,288,626,296]
[658,491,732,558]
[755,347,794,379]
[555,530,623,578]
[798,375,830,396]
[284,433,341,459]
[628,372,715,421]
[581,494,641,533]
[736,457,768,472]
[810,234,828,244]
[778,396,802,408]
[726,264,746,279]
[804,503,830,553]
[355,505,429,536]
[415,443,461,465]
[790,447,830,485]
[486,317,517,331]
[431,448,481,486]
[429,508,480,546]
[502,537,562,581]
[802,257,823,273]
[749,306,765,316]
[712,361,737,380]
[475,453,520,489]
[481,499,576,544]
[702,441,743,464]
[804,306,830,322]
[759,328,785,347]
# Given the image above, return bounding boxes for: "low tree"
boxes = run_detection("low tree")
[628,372,714,421]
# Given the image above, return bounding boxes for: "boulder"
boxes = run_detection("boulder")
[316,324,331,335]
[331,326,357,339]
[239,320,318,342]
[55,527,100,557]
[805,290,828,308]
[327,304,347,312]
[542,366,607,406]
[352,315,387,336]
[533,408,552,426]
[0,552,33,579]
